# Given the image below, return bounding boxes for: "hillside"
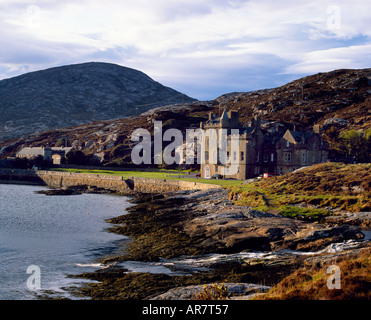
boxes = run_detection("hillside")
[218,68,371,131]
[0,68,370,164]
[0,62,196,140]
[230,162,371,214]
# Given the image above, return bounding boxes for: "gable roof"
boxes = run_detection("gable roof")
[16,146,73,156]
[17,147,44,156]
[284,130,313,144]
[51,147,73,154]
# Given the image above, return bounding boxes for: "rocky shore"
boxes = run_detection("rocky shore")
[69,187,370,300]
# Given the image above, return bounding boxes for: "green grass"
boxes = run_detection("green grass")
[49,168,243,187]
[278,205,332,221]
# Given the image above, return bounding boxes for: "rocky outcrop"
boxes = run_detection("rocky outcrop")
[324,212,371,228]
[178,189,365,253]
[107,188,367,261]
[74,187,370,300]
[150,283,271,300]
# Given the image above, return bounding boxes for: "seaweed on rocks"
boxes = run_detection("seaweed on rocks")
[105,194,212,262]
[71,188,370,300]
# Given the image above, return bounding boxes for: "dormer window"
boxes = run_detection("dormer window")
[286,140,290,147]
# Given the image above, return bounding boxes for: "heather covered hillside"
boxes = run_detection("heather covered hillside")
[1,68,370,165]
[0,62,195,140]
[230,163,371,215]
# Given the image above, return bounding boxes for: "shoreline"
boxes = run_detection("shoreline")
[1,177,369,300]
[68,188,370,300]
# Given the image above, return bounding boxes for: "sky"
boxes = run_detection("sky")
[0,0,370,100]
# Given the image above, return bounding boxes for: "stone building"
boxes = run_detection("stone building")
[16,146,73,164]
[200,110,328,180]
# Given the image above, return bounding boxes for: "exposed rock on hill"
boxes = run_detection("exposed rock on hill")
[219,68,371,130]
[0,62,195,140]
[0,68,370,164]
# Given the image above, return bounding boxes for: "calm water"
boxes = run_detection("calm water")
[0,184,130,300]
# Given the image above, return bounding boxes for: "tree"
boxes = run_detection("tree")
[55,138,66,147]
[65,150,88,165]
[340,130,370,163]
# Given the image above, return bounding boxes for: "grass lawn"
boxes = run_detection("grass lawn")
[49,168,244,188]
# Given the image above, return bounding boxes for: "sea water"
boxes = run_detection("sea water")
[0,184,130,300]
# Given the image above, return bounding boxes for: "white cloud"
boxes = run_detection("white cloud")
[0,0,370,98]
[284,44,371,74]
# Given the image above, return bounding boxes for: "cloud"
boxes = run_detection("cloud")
[284,44,371,74]
[0,0,370,99]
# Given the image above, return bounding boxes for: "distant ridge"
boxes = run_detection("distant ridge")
[0,62,196,140]
[0,67,370,164]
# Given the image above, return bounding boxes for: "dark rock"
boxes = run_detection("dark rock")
[35,188,81,196]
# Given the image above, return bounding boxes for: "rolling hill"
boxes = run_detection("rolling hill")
[0,67,370,165]
[0,62,196,140]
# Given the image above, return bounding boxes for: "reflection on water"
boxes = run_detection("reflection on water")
[0,184,131,300]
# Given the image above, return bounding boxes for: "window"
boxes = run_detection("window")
[233,151,237,161]
[302,152,306,163]
[215,165,218,172]
[213,151,217,163]
[256,152,259,162]
[286,140,290,147]
[241,151,244,161]
[263,154,268,162]
[284,152,291,163]
[271,153,274,162]
[254,166,260,174]
[279,167,283,175]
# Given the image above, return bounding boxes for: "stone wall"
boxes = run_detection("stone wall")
[0,169,222,194]
[129,177,222,193]
[0,169,45,185]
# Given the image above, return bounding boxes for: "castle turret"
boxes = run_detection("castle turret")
[220,109,229,128]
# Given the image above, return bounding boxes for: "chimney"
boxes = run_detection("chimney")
[229,111,239,127]
[313,124,321,134]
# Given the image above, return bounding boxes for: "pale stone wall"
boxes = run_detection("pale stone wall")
[0,169,221,194]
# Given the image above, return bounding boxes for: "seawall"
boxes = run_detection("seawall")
[0,169,221,194]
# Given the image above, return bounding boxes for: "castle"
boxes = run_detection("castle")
[200,110,328,180]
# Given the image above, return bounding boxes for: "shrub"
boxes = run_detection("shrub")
[194,284,229,300]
